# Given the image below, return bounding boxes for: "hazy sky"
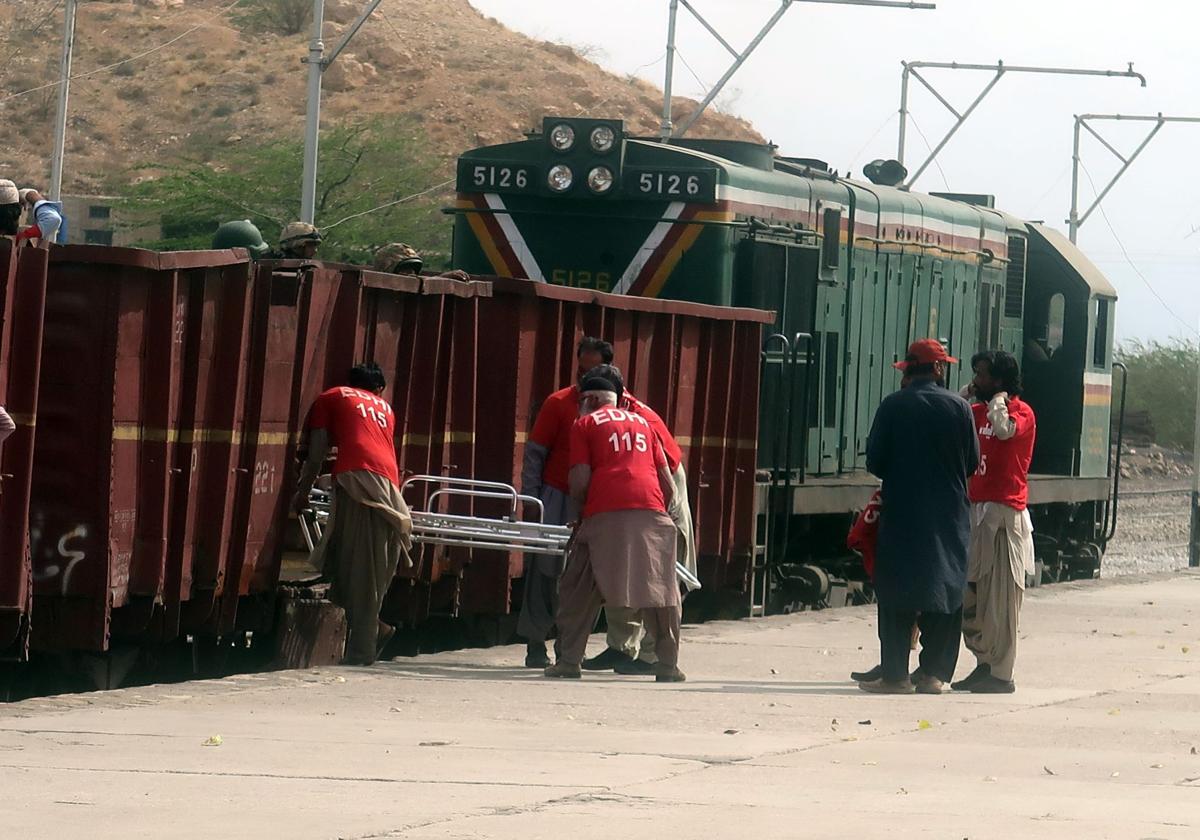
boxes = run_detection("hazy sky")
[469,0,1199,344]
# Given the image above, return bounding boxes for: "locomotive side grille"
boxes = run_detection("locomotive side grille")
[1004,235,1027,318]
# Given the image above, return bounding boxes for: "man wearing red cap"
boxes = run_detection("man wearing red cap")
[862,339,978,694]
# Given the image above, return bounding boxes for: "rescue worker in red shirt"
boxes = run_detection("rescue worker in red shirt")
[294,363,413,666]
[517,337,613,667]
[544,365,685,682]
[953,350,1036,694]
[583,391,698,675]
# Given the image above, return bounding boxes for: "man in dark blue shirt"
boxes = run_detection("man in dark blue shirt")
[863,339,979,695]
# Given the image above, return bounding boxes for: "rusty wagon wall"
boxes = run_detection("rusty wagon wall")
[0,248,770,656]
[0,244,47,661]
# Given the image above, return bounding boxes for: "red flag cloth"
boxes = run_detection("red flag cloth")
[847,489,882,581]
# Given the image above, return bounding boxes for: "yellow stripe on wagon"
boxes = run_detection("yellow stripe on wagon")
[110,425,300,446]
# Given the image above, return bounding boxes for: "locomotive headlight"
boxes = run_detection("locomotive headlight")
[547,164,574,192]
[587,166,614,194]
[589,125,616,153]
[548,123,576,152]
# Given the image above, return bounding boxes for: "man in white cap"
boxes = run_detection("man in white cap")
[0,181,20,236]
[15,188,64,246]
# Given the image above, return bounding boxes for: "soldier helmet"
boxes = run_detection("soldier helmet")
[278,221,323,248]
[372,242,423,274]
[212,219,270,258]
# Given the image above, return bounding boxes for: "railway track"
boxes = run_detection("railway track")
[1103,480,1193,577]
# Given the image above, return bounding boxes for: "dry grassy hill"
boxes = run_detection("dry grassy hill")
[0,0,762,194]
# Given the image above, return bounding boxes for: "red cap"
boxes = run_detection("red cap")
[892,338,957,371]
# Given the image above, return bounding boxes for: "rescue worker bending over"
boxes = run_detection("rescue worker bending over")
[544,364,685,683]
[294,363,413,666]
[584,390,697,675]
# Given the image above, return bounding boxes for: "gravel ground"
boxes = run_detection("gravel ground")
[1102,478,1193,577]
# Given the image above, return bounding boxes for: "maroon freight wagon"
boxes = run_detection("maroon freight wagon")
[0,246,771,664]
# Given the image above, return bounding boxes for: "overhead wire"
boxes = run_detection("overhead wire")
[3,0,64,71]
[0,0,248,106]
[847,111,896,173]
[905,112,950,192]
[1025,162,1072,219]
[673,47,709,95]
[323,178,455,231]
[1079,161,1199,338]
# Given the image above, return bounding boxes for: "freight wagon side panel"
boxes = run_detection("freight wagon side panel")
[0,245,47,660]
[174,262,254,636]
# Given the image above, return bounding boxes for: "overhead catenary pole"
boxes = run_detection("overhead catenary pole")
[896,60,1147,190]
[299,0,326,225]
[659,0,680,139]
[664,0,934,141]
[1068,113,1200,243]
[1192,339,1200,568]
[48,0,78,201]
[299,0,384,226]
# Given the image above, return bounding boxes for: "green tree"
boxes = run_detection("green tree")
[122,118,452,266]
[235,0,313,36]
[1114,339,1199,452]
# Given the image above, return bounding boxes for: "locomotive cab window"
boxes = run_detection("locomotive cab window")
[1093,298,1111,368]
[1047,293,1065,354]
[820,207,842,272]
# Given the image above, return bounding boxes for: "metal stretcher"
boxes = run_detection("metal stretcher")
[300,475,701,590]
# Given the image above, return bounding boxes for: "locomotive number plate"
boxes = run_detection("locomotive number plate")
[625,168,717,202]
[458,162,535,193]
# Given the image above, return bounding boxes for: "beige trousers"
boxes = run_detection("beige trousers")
[315,471,412,665]
[557,528,681,668]
[962,504,1028,681]
[605,464,694,663]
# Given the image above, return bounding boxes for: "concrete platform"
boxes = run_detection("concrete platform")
[4,572,1200,839]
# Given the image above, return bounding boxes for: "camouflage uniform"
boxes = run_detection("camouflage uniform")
[372,242,424,274]
[274,221,323,259]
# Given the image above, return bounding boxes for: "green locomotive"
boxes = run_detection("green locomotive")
[449,117,1119,611]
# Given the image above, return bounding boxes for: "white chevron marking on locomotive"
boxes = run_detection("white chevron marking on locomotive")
[484,193,545,282]
[717,185,811,214]
[614,201,685,295]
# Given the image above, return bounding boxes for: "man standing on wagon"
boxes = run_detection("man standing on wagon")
[863,340,978,694]
[954,350,1036,694]
[543,365,685,682]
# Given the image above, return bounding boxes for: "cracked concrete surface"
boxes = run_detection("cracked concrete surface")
[3,572,1200,839]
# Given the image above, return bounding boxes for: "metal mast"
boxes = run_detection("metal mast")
[48,0,78,201]
[300,0,384,225]
[1068,113,1200,243]
[896,60,1146,190]
[660,0,935,141]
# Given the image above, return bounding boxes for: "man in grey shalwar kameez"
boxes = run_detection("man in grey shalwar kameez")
[517,337,611,667]
[863,339,979,695]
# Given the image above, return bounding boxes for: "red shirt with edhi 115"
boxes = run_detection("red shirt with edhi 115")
[306,386,400,486]
[968,396,1036,510]
[569,406,667,519]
